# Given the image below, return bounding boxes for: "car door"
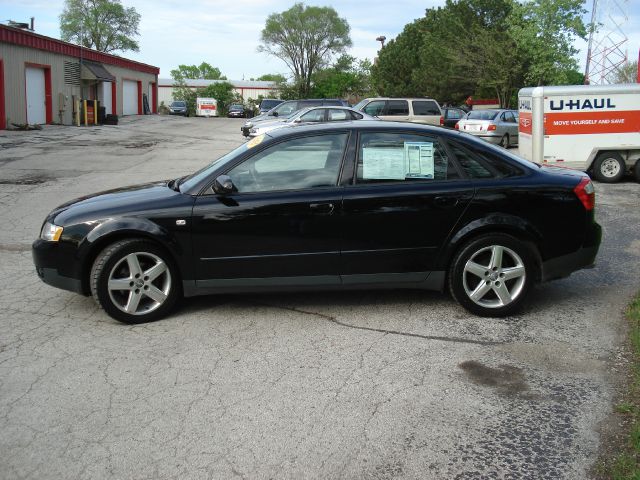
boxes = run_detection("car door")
[339,130,474,283]
[381,100,410,122]
[505,111,519,141]
[191,132,349,287]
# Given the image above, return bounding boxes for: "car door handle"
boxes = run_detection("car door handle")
[434,196,459,208]
[309,202,334,214]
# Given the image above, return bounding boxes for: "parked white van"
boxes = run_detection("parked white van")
[518,84,640,183]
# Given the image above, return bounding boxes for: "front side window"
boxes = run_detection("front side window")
[362,101,386,116]
[227,133,348,193]
[356,132,460,184]
[413,101,440,116]
[385,100,409,116]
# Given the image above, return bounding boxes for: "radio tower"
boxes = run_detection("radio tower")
[584,0,629,84]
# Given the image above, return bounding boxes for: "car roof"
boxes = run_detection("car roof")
[267,120,455,139]
[361,97,439,102]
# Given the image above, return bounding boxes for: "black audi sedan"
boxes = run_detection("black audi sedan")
[33,122,601,323]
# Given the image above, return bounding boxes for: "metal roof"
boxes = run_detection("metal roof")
[158,78,277,88]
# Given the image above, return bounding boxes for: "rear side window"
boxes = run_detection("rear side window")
[413,101,441,116]
[385,100,409,116]
[328,109,350,121]
[363,101,386,116]
[356,132,460,184]
[448,140,524,178]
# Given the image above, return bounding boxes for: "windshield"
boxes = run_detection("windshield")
[352,99,368,111]
[271,101,298,116]
[179,142,253,192]
[230,104,243,109]
[171,101,186,107]
[260,99,281,110]
[467,110,499,120]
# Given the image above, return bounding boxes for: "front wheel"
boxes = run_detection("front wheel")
[90,239,180,323]
[449,234,534,317]
[634,160,640,183]
[593,152,625,183]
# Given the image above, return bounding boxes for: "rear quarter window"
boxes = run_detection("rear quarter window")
[412,101,441,116]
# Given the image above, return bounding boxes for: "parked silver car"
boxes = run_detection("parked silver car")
[248,106,377,137]
[455,109,519,147]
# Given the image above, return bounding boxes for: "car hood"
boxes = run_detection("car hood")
[50,181,189,226]
[254,119,289,129]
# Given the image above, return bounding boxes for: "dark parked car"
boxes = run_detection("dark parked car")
[168,101,188,116]
[242,98,351,136]
[227,104,246,118]
[442,107,467,128]
[33,122,601,323]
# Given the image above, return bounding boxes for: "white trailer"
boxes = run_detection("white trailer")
[196,97,218,117]
[518,84,640,183]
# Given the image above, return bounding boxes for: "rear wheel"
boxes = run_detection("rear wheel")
[499,134,510,148]
[593,152,625,183]
[634,160,640,183]
[449,234,534,317]
[90,239,180,323]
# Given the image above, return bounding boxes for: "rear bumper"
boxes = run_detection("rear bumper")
[32,239,86,295]
[541,222,602,281]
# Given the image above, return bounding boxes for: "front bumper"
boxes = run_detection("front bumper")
[169,110,187,115]
[228,112,245,118]
[541,222,602,281]
[32,239,86,295]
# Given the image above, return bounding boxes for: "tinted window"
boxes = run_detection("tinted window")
[467,110,499,120]
[448,140,523,178]
[273,102,299,116]
[446,109,463,120]
[227,134,348,193]
[385,100,409,116]
[356,132,460,184]
[328,109,349,121]
[363,100,386,116]
[413,101,441,116]
[260,99,282,110]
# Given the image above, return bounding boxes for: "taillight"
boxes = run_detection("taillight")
[574,177,595,211]
[454,122,459,130]
[439,116,444,126]
[487,124,497,131]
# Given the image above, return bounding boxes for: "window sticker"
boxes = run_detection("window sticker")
[361,141,435,180]
[404,142,434,179]
[362,147,406,179]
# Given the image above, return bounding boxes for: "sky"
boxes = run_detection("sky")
[1,0,639,81]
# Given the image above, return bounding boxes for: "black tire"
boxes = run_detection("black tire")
[499,134,510,148]
[592,152,625,183]
[90,239,181,323]
[634,160,640,183]
[449,233,535,317]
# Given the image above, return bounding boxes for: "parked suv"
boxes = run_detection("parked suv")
[354,98,443,126]
[241,98,351,136]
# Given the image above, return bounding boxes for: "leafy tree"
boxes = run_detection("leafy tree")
[60,0,140,53]
[259,3,352,97]
[170,62,227,81]
[311,55,374,100]
[608,61,639,84]
[171,82,236,116]
[255,73,287,83]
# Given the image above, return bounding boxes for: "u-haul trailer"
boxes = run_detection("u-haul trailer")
[196,97,218,117]
[518,84,640,183]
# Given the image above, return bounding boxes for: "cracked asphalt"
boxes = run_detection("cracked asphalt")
[0,116,638,479]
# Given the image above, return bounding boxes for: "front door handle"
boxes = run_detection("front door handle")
[434,196,459,208]
[309,202,334,214]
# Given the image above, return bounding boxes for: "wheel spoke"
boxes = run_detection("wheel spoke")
[493,282,512,306]
[108,278,132,291]
[144,285,167,304]
[489,246,503,269]
[144,262,167,282]
[125,290,143,313]
[126,254,143,278]
[469,281,492,302]
[502,265,525,281]
[465,261,487,279]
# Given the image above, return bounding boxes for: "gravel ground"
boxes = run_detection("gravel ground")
[0,115,638,480]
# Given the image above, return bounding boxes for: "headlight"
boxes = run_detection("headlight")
[244,122,253,128]
[250,128,257,133]
[41,222,63,242]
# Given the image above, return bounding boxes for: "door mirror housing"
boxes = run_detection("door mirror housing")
[213,175,235,194]
[272,111,279,117]
[293,118,302,123]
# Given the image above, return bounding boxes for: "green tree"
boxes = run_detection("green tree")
[170,62,227,81]
[60,0,140,53]
[255,73,287,83]
[311,55,374,100]
[200,82,237,115]
[259,3,352,97]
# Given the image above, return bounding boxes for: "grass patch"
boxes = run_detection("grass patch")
[599,294,640,479]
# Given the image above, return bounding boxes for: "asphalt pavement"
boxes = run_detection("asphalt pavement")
[0,115,638,479]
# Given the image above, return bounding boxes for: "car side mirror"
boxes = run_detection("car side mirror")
[272,111,279,117]
[213,175,235,194]
[293,118,302,123]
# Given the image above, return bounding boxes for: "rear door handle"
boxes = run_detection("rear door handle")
[434,196,459,208]
[310,202,334,214]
